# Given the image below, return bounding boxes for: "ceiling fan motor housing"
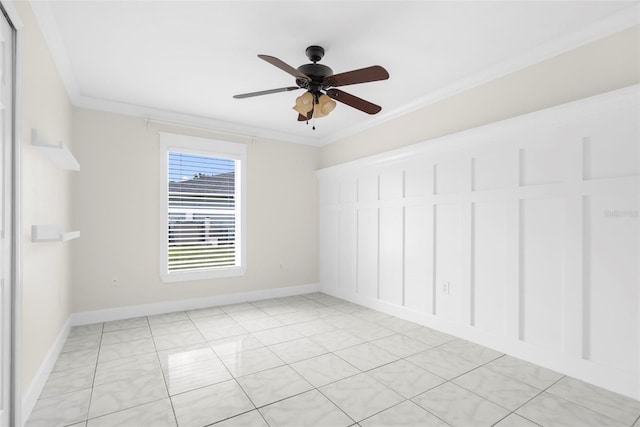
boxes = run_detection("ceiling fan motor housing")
[296,63,333,93]
[296,46,333,93]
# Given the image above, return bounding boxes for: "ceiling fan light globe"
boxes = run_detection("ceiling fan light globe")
[322,99,337,114]
[314,107,327,118]
[317,93,336,116]
[301,91,313,106]
[295,94,314,113]
[293,104,311,115]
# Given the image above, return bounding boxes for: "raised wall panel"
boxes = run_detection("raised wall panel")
[583,111,640,180]
[338,210,357,293]
[405,162,432,197]
[317,87,640,399]
[319,178,339,206]
[520,145,564,186]
[379,168,404,200]
[358,173,379,202]
[339,178,357,204]
[521,198,565,351]
[473,201,508,335]
[319,209,339,288]
[435,159,467,195]
[585,195,639,374]
[473,152,510,191]
[379,207,404,306]
[405,205,433,313]
[434,203,463,321]
[357,208,378,299]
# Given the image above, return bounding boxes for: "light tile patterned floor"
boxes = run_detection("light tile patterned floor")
[26,292,640,427]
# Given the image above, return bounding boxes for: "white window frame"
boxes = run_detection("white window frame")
[159,132,247,282]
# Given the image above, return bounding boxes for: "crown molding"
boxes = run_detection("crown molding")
[317,3,640,146]
[316,84,640,176]
[30,1,639,148]
[29,0,80,101]
[28,1,321,146]
[72,94,322,146]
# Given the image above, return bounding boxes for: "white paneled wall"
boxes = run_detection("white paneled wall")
[317,86,640,399]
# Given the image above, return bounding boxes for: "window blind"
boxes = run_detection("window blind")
[167,151,237,272]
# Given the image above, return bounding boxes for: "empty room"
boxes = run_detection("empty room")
[0,1,639,426]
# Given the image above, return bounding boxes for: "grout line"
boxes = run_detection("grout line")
[146,314,180,426]
[35,292,636,427]
[83,322,104,424]
[314,384,357,425]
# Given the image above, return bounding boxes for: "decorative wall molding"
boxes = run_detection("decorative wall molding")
[317,85,640,176]
[317,85,640,399]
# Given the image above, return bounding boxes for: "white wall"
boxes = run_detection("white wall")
[71,109,319,313]
[320,25,640,168]
[14,0,74,403]
[317,86,640,399]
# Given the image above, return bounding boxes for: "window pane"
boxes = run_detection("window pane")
[167,151,237,272]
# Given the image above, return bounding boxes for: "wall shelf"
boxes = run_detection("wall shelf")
[31,225,80,243]
[31,128,80,171]
[30,128,82,242]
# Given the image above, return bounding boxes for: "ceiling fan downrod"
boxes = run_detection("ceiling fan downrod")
[305,45,325,63]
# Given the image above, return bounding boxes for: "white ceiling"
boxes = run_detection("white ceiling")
[31,1,639,146]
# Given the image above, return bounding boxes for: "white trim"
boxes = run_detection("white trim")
[70,283,320,325]
[11,17,22,427]
[26,1,78,102]
[316,84,640,177]
[74,95,320,147]
[0,3,23,425]
[317,83,640,400]
[28,2,639,147]
[316,3,640,146]
[158,132,248,283]
[0,1,22,30]
[320,285,639,400]
[21,283,320,424]
[20,318,71,425]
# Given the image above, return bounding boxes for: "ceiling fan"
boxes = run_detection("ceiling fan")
[233,46,389,127]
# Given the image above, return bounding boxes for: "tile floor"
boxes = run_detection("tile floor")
[27,292,640,427]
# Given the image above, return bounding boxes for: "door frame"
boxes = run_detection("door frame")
[0,2,21,426]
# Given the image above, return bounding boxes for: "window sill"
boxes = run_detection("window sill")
[160,265,246,283]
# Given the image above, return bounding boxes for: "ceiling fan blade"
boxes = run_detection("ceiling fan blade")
[324,65,389,88]
[258,54,311,82]
[326,89,382,114]
[233,86,300,99]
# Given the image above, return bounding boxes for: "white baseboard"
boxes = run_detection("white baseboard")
[70,282,320,325]
[21,317,71,424]
[23,283,320,424]
[321,285,640,401]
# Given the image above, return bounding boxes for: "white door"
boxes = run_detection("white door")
[0,7,14,427]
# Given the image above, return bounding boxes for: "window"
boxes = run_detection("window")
[159,133,246,282]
